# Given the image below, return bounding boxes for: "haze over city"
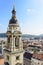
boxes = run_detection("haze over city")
[0,0,43,35]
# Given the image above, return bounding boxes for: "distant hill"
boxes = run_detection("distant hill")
[22,34,36,40]
[0,33,43,40]
[0,33,6,38]
[22,34,43,40]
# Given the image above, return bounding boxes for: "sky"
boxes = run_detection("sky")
[0,0,43,35]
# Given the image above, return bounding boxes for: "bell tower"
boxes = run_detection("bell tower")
[4,6,24,65]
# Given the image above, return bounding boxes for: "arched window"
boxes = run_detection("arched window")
[15,37,19,48]
[7,56,9,60]
[16,55,20,60]
[0,45,2,54]
[8,37,10,43]
[15,63,22,65]
[4,62,9,65]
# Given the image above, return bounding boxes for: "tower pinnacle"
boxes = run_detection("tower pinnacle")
[12,6,16,18]
[9,1,17,24]
[12,0,16,18]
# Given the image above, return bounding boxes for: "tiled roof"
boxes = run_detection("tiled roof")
[29,45,40,48]
[0,59,4,64]
[24,52,33,60]
[0,55,4,64]
[0,55,4,59]
[33,52,43,61]
[41,46,43,51]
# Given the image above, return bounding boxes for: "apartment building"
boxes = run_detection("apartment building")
[31,52,43,65]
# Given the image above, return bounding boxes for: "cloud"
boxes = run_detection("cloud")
[27,9,36,12]
[26,9,41,15]
[0,24,2,26]
[0,23,7,33]
[39,0,43,2]
[33,0,43,3]
[0,24,4,27]
[27,9,31,12]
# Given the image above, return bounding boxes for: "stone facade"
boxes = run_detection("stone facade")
[23,52,33,65]
[4,6,24,65]
[31,58,43,65]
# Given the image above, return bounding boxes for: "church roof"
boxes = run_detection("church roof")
[9,18,17,24]
[24,52,33,60]
[33,52,43,61]
[0,55,4,59]
[9,6,18,24]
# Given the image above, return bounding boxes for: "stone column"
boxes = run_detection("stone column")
[19,36,23,50]
[13,36,15,51]
[11,34,13,52]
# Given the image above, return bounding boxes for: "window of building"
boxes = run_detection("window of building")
[7,56,9,60]
[41,63,43,65]
[8,37,10,43]
[15,63,22,65]
[0,45,2,54]
[3,42,5,44]
[7,36,11,48]
[16,56,20,60]
[38,62,39,64]
[4,62,9,65]
[15,37,19,48]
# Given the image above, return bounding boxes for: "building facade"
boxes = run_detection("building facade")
[4,6,24,65]
[0,55,4,65]
[31,52,43,65]
[24,52,33,65]
[0,41,3,55]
